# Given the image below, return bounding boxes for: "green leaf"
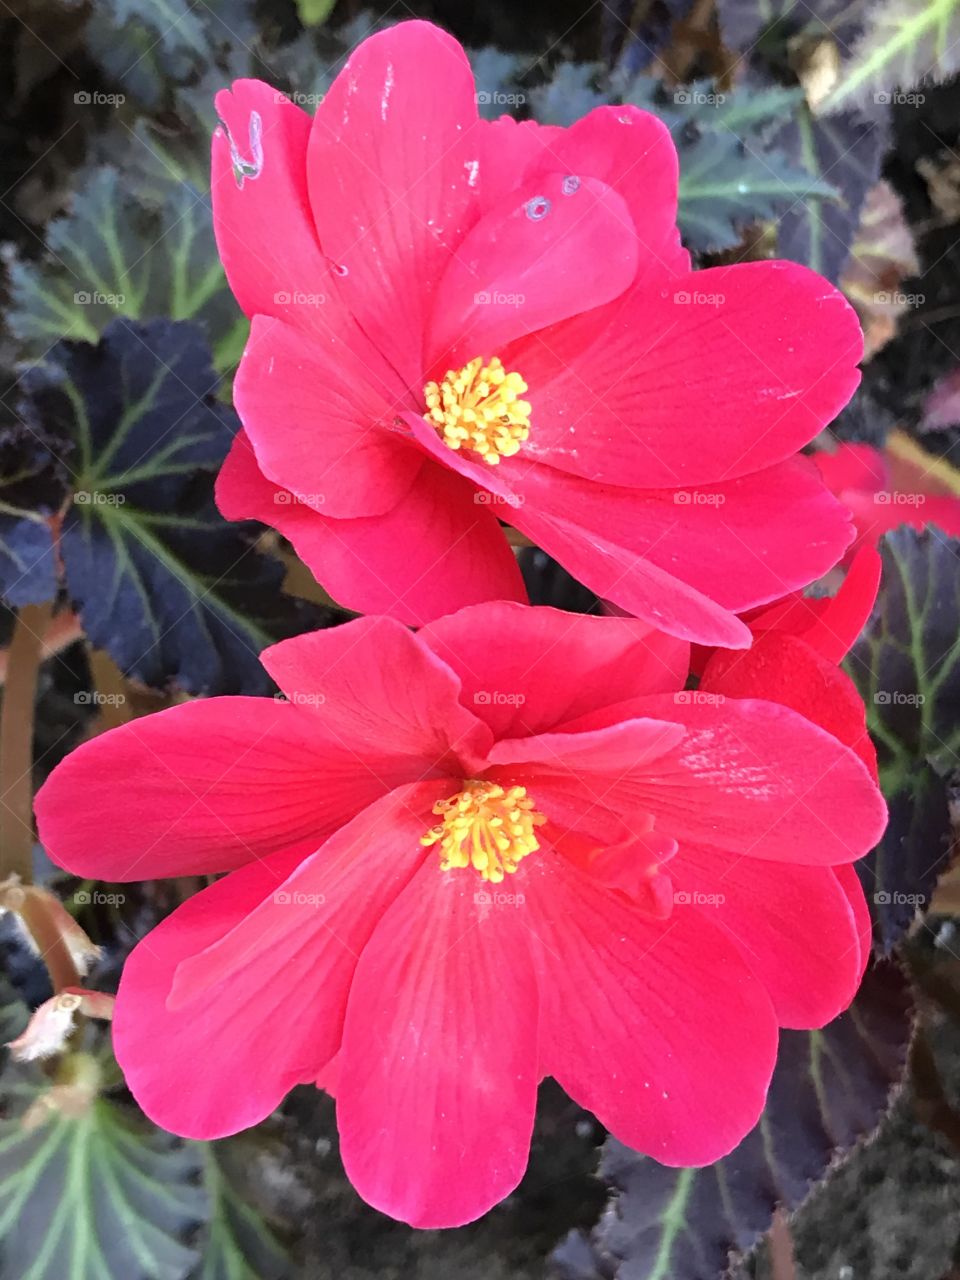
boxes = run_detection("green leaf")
[716,0,865,56]
[771,107,888,281]
[620,79,840,253]
[192,1139,290,1280]
[821,0,960,115]
[555,962,913,1280]
[7,168,246,374]
[0,416,66,608]
[0,1053,205,1280]
[845,526,960,950]
[18,318,328,696]
[295,0,338,25]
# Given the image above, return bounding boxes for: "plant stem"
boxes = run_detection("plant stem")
[0,602,53,884]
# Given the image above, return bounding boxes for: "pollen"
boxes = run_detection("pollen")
[421,781,546,883]
[423,356,531,466]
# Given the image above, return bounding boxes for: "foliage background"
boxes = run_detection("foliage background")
[3,0,960,1277]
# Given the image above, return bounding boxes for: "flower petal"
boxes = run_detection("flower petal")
[522,104,687,284]
[306,21,482,386]
[261,615,491,766]
[522,851,778,1164]
[337,858,540,1227]
[35,697,413,880]
[512,260,863,488]
[212,79,347,329]
[418,602,688,739]
[671,847,864,1027]
[700,630,879,780]
[167,781,446,1013]
[235,315,421,518]
[509,457,855,640]
[114,786,444,1140]
[216,431,527,625]
[427,172,638,367]
[551,691,887,865]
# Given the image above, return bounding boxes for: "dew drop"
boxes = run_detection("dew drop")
[525,195,551,221]
[331,262,349,277]
[225,110,264,188]
[561,174,581,195]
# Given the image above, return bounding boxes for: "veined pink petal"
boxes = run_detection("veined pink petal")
[34,697,419,880]
[511,260,863,488]
[216,431,526,624]
[212,79,347,329]
[671,846,864,1027]
[419,601,688,739]
[261,614,492,767]
[306,21,483,387]
[522,850,778,1165]
[427,173,638,367]
[235,315,421,518]
[337,856,540,1227]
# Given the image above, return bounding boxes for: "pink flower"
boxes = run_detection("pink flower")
[212,19,863,646]
[35,605,885,1227]
[815,441,960,549]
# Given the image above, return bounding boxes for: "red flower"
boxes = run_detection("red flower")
[815,440,960,549]
[212,19,863,646]
[35,605,885,1227]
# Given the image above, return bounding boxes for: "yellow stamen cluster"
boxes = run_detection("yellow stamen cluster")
[421,781,546,883]
[423,356,531,466]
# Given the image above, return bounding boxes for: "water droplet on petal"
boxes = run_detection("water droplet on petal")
[561,175,581,195]
[525,195,551,221]
[224,110,264,188]
[330,261,349,277]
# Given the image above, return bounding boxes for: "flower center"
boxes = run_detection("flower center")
[421,780,546,882]
[423,357,531,466]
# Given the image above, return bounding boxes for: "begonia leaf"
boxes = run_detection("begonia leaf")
[7,168,246,373]
[820,0,960,116]
[0,1053,205,1280]
[552,961,912,1280]
[772,108,888,281]
[18,318,326,696]
[618,79,840,252]
[845,526,960,950]
[0,417,66,608]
